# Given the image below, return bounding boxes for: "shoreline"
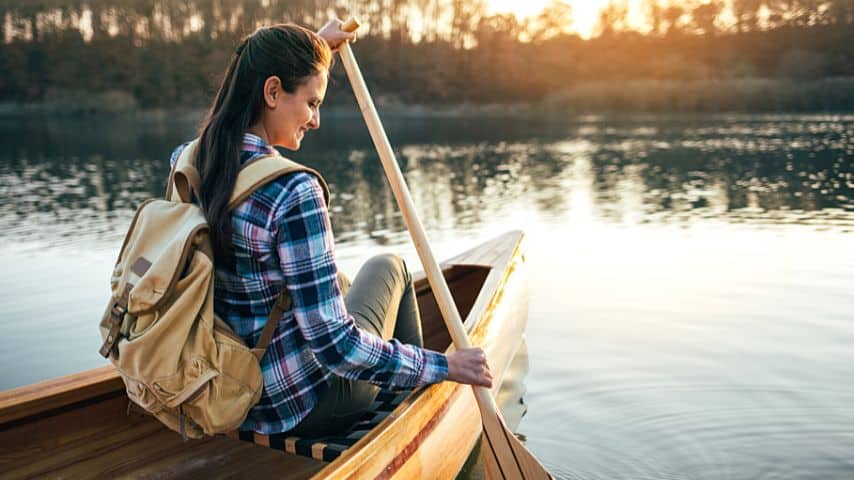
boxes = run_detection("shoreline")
[2,103,853,122]
[1,76,853,119]
[2,104,854,119]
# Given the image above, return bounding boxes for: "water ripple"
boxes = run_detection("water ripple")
[2,113,854,479]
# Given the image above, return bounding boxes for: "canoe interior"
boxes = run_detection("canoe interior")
[417,265,491,352]
[0,264,493,480]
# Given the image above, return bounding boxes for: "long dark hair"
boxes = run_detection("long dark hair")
[197,24,331,261]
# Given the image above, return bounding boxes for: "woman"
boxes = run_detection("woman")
[168,20,492,437]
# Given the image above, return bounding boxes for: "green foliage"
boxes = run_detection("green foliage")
[0,0,852,111]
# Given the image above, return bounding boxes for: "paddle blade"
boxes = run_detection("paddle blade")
[480,407,552,480]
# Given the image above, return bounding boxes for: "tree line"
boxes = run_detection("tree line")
[1,0,852,111]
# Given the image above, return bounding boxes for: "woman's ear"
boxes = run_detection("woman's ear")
[263,76,282,109]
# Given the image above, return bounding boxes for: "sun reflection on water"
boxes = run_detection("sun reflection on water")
[1,113,853,479]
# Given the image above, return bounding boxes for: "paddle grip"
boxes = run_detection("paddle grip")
[342,18,360,33]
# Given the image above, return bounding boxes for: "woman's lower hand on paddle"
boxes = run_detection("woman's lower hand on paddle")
[316,18,356,51]
[446,347,493,388]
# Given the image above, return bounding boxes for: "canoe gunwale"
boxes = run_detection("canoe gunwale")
[0,365,122,427]
[0,230,529,480]
[312,230,527,479]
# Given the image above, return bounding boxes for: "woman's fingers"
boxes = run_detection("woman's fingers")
[316,18,357,51]
[446,347,493,388]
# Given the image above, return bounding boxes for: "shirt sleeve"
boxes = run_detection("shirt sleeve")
[169,141,191,168]
[273,173,448,388]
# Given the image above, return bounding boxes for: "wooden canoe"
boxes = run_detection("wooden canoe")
[0,230,530,479]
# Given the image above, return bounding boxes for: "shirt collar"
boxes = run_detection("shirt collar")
[242,133,277,155]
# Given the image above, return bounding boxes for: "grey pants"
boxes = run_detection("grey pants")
[288,254,424,437]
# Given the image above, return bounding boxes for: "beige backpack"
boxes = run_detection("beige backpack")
[98,139,329,438]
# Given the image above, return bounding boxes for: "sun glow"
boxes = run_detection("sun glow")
[486,0,649,39]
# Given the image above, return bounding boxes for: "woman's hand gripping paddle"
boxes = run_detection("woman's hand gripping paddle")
[337,18,553,480]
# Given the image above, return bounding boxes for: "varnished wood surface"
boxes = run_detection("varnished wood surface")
[0,231,528,479]
[419,265,489,352]
[0,364,121,425]
[313,230,529,479]
[0,391,325,479]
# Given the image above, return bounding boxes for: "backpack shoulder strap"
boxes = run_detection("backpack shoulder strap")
[228,153,331,211]
[250,292,292,361]
[230,152,332,359]
[163,144,330,360]
[165,139,202,203]
[249,270,348,360]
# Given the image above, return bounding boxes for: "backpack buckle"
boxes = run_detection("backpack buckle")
[99,301,127,358]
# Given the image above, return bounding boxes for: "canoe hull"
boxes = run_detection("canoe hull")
[315,231,530,479]
[0,231,530,480]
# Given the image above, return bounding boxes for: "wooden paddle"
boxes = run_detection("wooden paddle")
[338,18,552,480]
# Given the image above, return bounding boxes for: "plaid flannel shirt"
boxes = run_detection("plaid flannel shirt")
[170,134,448,434]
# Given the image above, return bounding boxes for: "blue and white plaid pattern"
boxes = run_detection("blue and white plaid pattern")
[170,134,448,434]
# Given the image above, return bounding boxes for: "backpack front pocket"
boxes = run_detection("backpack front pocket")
[123,376,163,414]
[150,359,219,408]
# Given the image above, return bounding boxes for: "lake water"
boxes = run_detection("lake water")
[1,112,852,479]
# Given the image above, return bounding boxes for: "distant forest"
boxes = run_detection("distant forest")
[1,0,853,112]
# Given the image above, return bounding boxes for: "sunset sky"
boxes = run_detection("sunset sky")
[486,0,651,38]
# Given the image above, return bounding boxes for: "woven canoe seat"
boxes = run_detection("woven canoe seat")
[229,389,412,462]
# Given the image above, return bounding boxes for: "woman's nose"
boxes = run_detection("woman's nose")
[309,110,320,129]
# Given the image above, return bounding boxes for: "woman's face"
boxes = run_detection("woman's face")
[263,70,328,150]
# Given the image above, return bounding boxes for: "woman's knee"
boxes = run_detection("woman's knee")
[364,253,409,284]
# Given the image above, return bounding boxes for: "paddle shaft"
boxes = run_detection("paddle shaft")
[338,19,552,480]
[336,20,502,407]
